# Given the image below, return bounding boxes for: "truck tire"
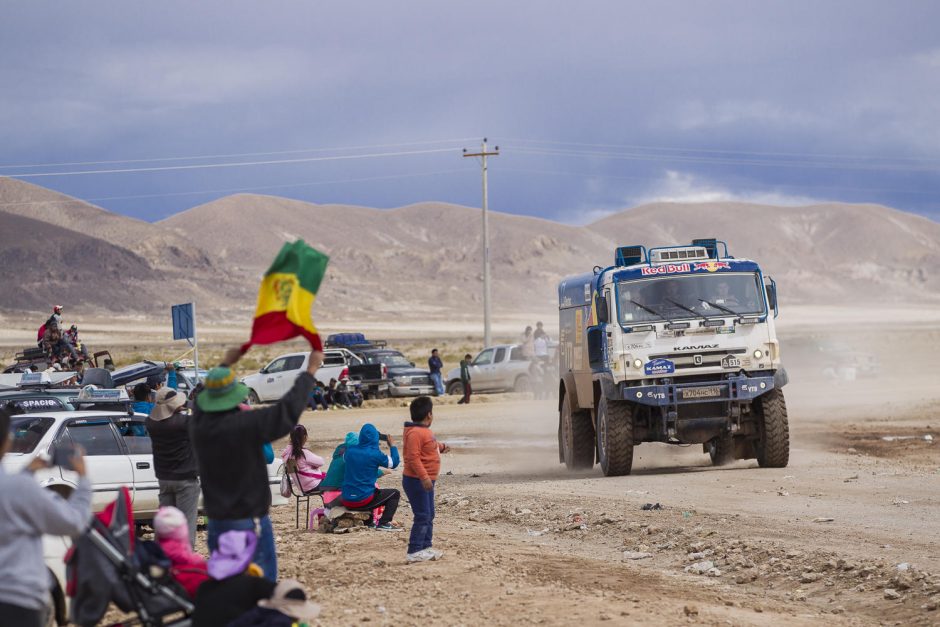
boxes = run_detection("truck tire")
[513,375,531,394]
[707,433,734,466]
[756,388,790,468]
[447,381,464,396]
[596,396,634,476]
[560,394,594,470]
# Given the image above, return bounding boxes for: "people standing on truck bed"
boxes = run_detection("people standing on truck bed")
[457,353,472,404]
[521,326,535,360]
[428,349,444,396]
[533,321,549,342]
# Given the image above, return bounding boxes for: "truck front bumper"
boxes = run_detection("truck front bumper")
[622,374,776,407]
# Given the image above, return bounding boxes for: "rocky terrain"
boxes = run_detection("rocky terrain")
[3,177,939,325]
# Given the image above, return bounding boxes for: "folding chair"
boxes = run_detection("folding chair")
[283,458,324,529]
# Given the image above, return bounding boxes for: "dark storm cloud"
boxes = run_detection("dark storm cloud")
[2,1,939,221]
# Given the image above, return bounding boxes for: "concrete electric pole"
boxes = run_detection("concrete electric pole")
[463,138,500,348]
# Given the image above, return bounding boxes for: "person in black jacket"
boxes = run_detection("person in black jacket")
[147,387,200,547]
[190,348,324,582]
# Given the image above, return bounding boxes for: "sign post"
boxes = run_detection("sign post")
[171,302,199,382]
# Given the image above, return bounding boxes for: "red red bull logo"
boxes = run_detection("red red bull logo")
[641,263,690,276]
[693,261,731,273]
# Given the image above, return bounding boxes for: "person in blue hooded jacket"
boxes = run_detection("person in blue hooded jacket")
[341,423,402,531]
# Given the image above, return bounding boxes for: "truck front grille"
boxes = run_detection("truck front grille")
[649,348,748,370]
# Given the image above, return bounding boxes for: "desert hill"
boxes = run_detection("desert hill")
[587,201,940,304]
[2,177,938,323]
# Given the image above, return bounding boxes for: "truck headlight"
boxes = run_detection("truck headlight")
[393,376,410,385]
[753,349,763,360]
[633,359,643,369]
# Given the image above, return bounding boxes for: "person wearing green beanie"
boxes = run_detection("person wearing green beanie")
[191,347,324,581]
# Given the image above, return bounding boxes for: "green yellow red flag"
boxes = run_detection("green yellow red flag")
[241,240,329,352]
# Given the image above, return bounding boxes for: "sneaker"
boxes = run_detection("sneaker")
[426,548,444,560]
[406,549,434,563]
[375,523,404,532]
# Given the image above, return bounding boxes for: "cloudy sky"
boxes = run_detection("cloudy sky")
[2,1,939,223]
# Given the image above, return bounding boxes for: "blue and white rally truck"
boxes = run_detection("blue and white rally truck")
[557,239,789,476]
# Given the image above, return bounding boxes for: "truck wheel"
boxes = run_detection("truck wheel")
[248,390,261,405]
[707,433,734,466]
[560,395,594,470]
[447,381,464,396]
[596,396,634,476]
[513,375,531,394]
[756,388,790,468]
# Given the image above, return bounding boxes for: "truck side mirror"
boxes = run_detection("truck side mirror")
[765,282,777,312]
[596,295,609,324]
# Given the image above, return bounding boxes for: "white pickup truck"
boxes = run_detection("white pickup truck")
[241,349,363,403]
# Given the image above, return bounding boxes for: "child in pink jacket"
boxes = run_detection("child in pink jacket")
[154,506,209,599]
[281,425,326,493]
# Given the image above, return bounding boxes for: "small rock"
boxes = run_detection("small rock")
[897,563,911,572]
[884,588,901,600]
[622,551,653,561]
[801,573,821,583]
[685,560,715,575]
[688,551,712,560]
[706,567,723,577]
[812,517,835,523]
[922,596,939,611]
[683,605,699,616]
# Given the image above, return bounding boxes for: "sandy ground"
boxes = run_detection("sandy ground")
[34,311,940,625]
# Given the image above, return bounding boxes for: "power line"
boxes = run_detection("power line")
[2,147,460,179]
[496,167,938,196]
[0,168,472,208]
[507,146,940,173]
[0,137,478,170]
[502,137,940,165]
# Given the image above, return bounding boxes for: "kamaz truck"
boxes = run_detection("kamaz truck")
[557,239,789,476]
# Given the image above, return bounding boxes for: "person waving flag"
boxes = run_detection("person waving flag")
[242,240,329,353]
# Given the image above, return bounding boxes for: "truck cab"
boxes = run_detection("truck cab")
[557,239,790,476]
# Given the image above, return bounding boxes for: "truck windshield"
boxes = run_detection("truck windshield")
[617,272,765,324]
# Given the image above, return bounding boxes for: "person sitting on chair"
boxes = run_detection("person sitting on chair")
[280,425,325,494]
[341,423,402,531]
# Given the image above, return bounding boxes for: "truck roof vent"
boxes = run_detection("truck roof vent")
[691,238,719,258]
[649,246,710,264]
[615,245,646,266]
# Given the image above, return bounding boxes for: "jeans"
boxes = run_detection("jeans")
[207,515,277,581]
[430,372,444,396]
[402,475,435,554]
[158,478,201,547]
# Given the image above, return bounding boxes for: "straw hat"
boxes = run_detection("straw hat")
[150,388,187,421]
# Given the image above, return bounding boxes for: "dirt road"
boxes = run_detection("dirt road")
[263,381,940,626]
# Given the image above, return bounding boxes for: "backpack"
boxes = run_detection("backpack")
[37,323,46,342]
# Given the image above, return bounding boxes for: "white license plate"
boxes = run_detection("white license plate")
[721,356,742,369]
[681,386,722,399]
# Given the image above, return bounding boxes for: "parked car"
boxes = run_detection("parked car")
[241,348,368,403]
[2,408,286,520]
[355,349,434,397]
[445,343,558,395]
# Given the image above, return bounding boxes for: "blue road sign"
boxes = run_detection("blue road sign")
[171,303,195,340]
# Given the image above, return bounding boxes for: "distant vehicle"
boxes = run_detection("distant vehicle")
[3,348,113,375]
[557,239,790,476]
[355,349,433,397]
[326,334,391,399]
[241,348,378,404]
[445,343,558,396]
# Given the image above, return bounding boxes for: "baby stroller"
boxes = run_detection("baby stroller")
[65,487,194,627]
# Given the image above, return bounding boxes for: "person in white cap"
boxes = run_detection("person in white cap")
[147,387,200,546]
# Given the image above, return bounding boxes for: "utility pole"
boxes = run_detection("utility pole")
[463,138,500,348]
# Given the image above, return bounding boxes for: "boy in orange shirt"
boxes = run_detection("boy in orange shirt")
[402,396,450,563]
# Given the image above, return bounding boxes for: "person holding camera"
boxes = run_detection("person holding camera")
[0,408,92,627]
[341,423,402,531]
